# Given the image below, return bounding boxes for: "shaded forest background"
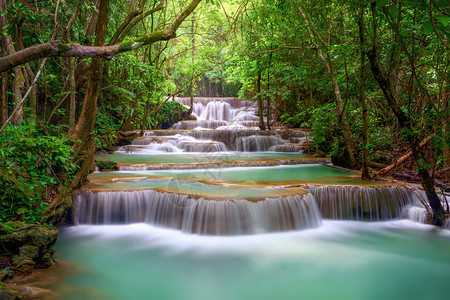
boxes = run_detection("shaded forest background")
[0,0,449,225]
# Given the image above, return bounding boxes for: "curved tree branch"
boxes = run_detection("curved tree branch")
[0,0,202,73]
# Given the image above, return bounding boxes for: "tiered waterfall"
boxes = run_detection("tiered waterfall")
[75,97,435,235]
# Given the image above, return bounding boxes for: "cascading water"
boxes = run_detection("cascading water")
[74,190,321,235]
[307,185,420,221]
[235,135,285,152]
[80,97,433,236]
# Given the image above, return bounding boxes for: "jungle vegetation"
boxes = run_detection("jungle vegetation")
[0,0,449,225]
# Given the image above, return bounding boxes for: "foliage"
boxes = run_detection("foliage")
[0,124,77,224]
[157,100,190,129]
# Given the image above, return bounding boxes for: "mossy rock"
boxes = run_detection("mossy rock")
[95,160,118,171]
[0,288,21,300]
[117,131,139,146]
[0,223,58,274]
[371,151,394,165]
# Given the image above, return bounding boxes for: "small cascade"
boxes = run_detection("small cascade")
[117,158,332,171]
[273,144,305,153]
[236,135,285,152]
[124,134,228,153]
[290,137,305,143]
[178,141,227,152]
[74,190,321,235]
[121,143,181,153]
[144,130,297,150]
[84,97,426,238]
[279,130,307,140]
[405,206,427,224]
[232,110,259,121]
[308,185,419,221]
[216,123,249,131]
[171,120,230,130]
[195,101,236,121]
[237,120,260,128]
[173,97,254,109]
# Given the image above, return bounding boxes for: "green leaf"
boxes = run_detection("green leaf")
[422,21,434,33]
[388,5,400,19]
[377,0,389,7]
[437,14,450,27]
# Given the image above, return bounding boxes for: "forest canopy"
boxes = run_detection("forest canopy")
[0,0,449,225]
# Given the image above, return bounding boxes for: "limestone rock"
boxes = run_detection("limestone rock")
[19,285,52,299]
[0,223,58,274]
[94,160,118,171]
[0,289,20,300]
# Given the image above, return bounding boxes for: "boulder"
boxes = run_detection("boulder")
[94,160,118,171]
[19,285,52,299]
[0,289,20,300]
[0,223,58,275]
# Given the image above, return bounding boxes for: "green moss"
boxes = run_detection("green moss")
[0,288,21,300]
[95,160,118,171]
[55,42,71,52]
[119,30,169,51]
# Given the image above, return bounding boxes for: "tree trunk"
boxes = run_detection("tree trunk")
[6,39,25,126]
[66,0,82,132]
[68,58,77,131]
[0,72,6,124]
[359,1,370,179]
[66,0,202,188]
[366,2,445,225]
[299,6,357,168]
[0,0,7,124]
[257,70,266,130]
[266,51,273,130]
[0,0,203,73]
[443,95,450,168]
[70,0,110,188]
[376,135,434,175]
[29,82,37,122]
[84,0,100,46]
[190,12,195,111]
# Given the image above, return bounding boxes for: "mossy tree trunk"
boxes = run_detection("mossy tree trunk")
[299,6,358,168]
[358,0,370,180]
[366,2,445,226]
[70,0,110,188]
[257,70,266,130]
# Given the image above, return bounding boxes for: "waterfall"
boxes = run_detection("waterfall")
[178,141,228,152]
[85,97,428,237]
[236,135,285,152]
[308,185,419,221]
[273,144,305,153]
[74,184,419,235]
[405,206,427,224]
[171,120,231,130]
[117,158,332,171]
[195,102,236,121]
[142,130,306,151]
[172,97,254,109]
[125,134,228,153]
[232,110,259,121]
[74,190,322,235]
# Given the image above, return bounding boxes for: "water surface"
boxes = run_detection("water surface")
[54,221,450,300]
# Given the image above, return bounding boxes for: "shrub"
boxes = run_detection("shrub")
[0,124,76,224]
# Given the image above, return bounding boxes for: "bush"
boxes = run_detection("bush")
[0,124,76,224]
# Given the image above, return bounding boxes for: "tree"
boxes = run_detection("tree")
[365,0,448,225]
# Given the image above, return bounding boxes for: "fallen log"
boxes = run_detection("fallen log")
[367,161,388,169]
[375,135,434,175]
[391,173,450,192]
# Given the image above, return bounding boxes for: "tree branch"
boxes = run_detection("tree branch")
[0,0,202,73]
